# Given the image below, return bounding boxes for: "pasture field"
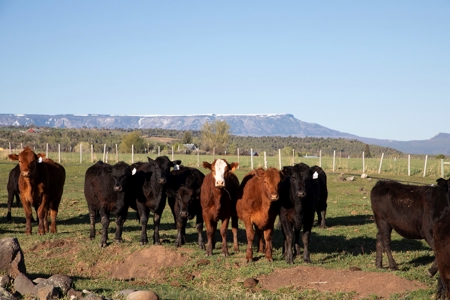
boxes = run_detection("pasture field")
[0,157,443,299]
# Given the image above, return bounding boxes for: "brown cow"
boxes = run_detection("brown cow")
[201,159,240,257]
[236,167,282,262]
[8,147,65,235]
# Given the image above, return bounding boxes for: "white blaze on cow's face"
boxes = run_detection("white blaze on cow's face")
[213,159,228,188]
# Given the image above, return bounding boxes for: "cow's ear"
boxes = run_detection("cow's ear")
[281,166,292,176]
[37,153,46,159]
[202,161,212,170]
[255,168,265,177]
[147,157,154,163]
[230,162,239,172]
[8,154,18,161]
[173,160,182,166]
[166,189,176,197]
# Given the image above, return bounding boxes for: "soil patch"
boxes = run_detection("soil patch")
[258,265,429,299]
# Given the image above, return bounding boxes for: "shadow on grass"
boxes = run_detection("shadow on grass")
[323,214,374,227]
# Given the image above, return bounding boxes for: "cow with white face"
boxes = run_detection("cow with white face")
[200,159,240,256]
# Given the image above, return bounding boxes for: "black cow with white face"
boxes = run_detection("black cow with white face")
[84,161,134,247]
[166,166,205,248]
[130,156,181,245]
[278,163,319,264]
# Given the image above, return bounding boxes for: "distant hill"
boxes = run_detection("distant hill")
[0,113,448,155]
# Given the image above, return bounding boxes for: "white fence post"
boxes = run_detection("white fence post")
[237,148,240,168]
[333,150,336,172]
[264,151,267,169]
[278,149,282,170]
[91,144,93,163]
[362,151,365,174]
[423,155,428,177]
[103,144,106,162]
[46,143,48,158]
[408,155,411,176]
[58,144,61,163]
[319,150,322,167]
[116,144,118,162]
[250,148,254,169]
[378,153,384,174]
[132,144,134,163]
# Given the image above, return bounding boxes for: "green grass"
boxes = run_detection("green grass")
[0,159,442,299]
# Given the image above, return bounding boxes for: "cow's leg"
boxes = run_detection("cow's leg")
[175,218,186,247]
[375,222,398,270]
[220,217,230,257]
[204,218,216,256]
[282,225,295,264]
[424,231,439,277]
[263,227,274,262]
[196,213,205,250]
[153,212,162,244]
[301,230,311,263]
[244,219,255,263]
[88,206,97,240]
[100,209,110,248]
[319,210,326,228]
[49,207,58,234]
[6,191,14,222]
[36,202,48,235]
[256,228,266,253]
[114,210,127,243]
[22,199,33,235]
[231,214,239,253]
[137,205,149,245]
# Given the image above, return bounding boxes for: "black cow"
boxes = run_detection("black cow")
[279,163,319,264]
[130,156,181,245]
[433,178,450,299]
[6,164,20,222]
[370,180,449,276]
[84,161,133,247]
[311,165,328,228]
[166,166,205,248]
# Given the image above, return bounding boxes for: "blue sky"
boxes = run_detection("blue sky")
[1,1,449,141]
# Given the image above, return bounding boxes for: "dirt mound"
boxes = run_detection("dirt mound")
[258,265,429,299]
[104,245,192,281]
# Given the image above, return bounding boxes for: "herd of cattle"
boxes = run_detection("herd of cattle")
[4,146,450,298]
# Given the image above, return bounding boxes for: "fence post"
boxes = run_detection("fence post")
[333,150,336,172]
[250,148,254,169]
[116,144,118,162]
[158,146,160,156]
[213,148,215,161]
[9,142,11,154]
[197,149,200,167]
[292,149,295,166]
[58,144,61,163]
[46,143,48,158]
[80,143,82,164]
[362,151,365,174]
[91,144,93,163]
[378,153,384,174]
[423,155,428,177]
[408,155,411,176]
[103,144,106,162]
[319,150,322,167]
[237,148,240,168]
[264,151,267,169]
[278,149,282,170]
[132,144,134,164]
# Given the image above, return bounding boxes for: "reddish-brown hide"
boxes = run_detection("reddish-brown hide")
[236,167,282,262]
[200,159,240,257]
[8,146,65,235]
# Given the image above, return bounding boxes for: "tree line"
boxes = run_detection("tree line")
[0,122,406,158]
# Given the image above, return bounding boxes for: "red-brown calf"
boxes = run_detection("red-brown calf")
[8,146,65,235]
[236,167,282,262]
